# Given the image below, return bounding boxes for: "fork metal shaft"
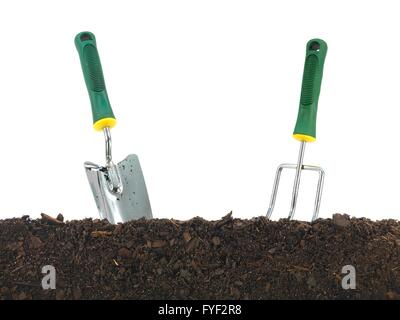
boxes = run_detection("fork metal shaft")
[288,141,306,219]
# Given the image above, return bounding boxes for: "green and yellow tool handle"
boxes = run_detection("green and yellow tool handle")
[293,38,327,142]
[75,31,116,131]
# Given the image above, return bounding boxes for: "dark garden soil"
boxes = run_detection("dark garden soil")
[1,212,400,300]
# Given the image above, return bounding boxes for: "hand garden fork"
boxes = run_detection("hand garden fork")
[267,39,327,222]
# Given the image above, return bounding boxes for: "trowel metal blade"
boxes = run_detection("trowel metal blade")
[84,154,152,224]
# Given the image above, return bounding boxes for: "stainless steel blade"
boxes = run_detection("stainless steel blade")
[85,154,152,224]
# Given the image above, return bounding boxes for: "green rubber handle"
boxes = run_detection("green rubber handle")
[75,31,116,130]
[293,39,327,141]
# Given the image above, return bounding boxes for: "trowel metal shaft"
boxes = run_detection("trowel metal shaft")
[104,127,113,164]
[103,126,123,195]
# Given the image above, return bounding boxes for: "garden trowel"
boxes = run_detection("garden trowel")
[75,31,152,224]
[266,39,327,222]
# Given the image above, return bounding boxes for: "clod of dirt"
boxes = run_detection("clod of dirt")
[149,240,167,248]
[1,213,400,299]
[212,236,221,246]
[332,213,351,227]
[117,248,131,258]
[73,287,82,300]
[29,236,43,250]
[386,291,399,300]
[185,237,200,253]
[183,231,191,242]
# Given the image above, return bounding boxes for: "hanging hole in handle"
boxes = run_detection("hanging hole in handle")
[80,33,93,42]
[309,41,320,51]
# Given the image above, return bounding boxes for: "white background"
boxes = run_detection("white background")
[0,0,399,222]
